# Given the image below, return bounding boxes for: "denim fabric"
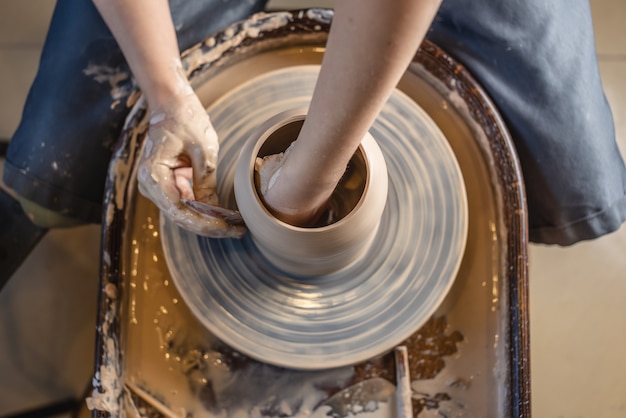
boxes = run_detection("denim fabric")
[429,0,626,244]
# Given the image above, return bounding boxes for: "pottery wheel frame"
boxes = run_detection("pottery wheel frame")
[95,9,530,417]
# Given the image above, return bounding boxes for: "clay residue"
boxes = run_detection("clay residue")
[83,64,133,100]
[182,9,334,80]
[149,292,355,416]
[411,366,475,417]
[405,316,465,415]
[404,316,464,381]
[347,316,463,382]
[86,306,123,415]
[182,12,293,76]
[134,330,356,417]
[304,8,333,24]
[340,316,464,416]
[106,99,149,215]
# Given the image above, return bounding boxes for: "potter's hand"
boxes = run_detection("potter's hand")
[138,94,246,238]
[256,143,335,227]
[254,0,441,226]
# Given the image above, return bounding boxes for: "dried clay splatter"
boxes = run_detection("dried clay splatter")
[83,64,133,100]
[339,316,465,417]
[129,315,465,418]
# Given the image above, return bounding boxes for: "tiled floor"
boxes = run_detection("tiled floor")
[0,1,624,416]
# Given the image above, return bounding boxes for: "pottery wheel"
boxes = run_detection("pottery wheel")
[160,66,468,370]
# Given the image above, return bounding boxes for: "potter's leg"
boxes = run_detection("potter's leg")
[2,0,268,228]
[3,0,126,227]
[429,0,626,245]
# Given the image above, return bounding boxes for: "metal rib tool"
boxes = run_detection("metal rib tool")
[181,199,245,225]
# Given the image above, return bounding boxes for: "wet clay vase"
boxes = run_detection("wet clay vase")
[234,108,388,276]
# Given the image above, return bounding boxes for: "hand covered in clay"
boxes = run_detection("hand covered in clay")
[256,142,337,227]
[137,93,246,238]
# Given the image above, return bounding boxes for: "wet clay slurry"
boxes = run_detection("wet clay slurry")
[110,45,509,416]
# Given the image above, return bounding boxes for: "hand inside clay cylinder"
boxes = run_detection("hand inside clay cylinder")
[256,142,342,227]
[257,0,442,226]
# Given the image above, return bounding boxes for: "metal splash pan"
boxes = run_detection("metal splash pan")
[91,9,530,418]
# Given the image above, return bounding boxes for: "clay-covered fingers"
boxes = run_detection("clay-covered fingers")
[255,152,287,196]
[136,94,246,238]
[137,137,182,213]
[138,155,245,238]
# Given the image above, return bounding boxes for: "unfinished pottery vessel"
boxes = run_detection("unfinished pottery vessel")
[234,108,388,276]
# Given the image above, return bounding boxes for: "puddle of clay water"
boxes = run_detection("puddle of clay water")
[119,46,506,417]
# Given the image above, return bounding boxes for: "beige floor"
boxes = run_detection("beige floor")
[0,1,625,416]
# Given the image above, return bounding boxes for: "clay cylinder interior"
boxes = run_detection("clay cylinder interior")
[233,108,388,277]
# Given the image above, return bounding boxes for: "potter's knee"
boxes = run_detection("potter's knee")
[17,197,87,229]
